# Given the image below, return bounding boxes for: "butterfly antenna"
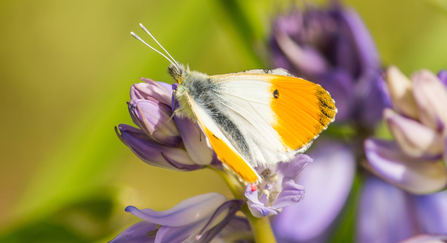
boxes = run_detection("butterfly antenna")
[130,31,179,71]
[139,23,179,65]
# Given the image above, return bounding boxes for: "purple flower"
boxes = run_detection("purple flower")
[270,1,388,128]
[116,78,217,171]
[109,193,244,243]
[365,67,447,194]
[358,68,447,242]
[357,176,447,243]
[245,154,311,218]
[271,139,356,242]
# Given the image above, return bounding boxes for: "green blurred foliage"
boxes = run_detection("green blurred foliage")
[0,0,446,242]
[0,189,117,242]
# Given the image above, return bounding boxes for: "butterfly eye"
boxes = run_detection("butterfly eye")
[261,168,272,179]
[273,89,280,99]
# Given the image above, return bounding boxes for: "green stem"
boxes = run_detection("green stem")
[206,165,245,199]
[240,204,277,243]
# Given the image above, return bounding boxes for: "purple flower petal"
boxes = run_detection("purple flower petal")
[364,139,447,194]
[246,196,280,218]
[125,193,227,227]
[111,193,242,243]
[170,92,213,165]
[212,216,252,243]
[357,176,417,243]
[196,199,244,242]
[357,73,391,127]
[131,78,172,106]
[116,125,202,171]
[413,190,447,234]
[333,5,379,79]
[274,32,328,77]
[277,154,313,179]
[155,224,201,243]
[128,99,181,147]
[437,70,447,87]
[127,200,243,243]
[174,115,214,165]
[384,108,444,160]
[109,221,157,243]
[272,178,305,209]
[412,70,447,132]
[444,136,447,168]
[245,186,282,217]
[271,141,355,242]
[156,81,173,93]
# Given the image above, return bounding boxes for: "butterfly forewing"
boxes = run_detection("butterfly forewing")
[209,69,336,157]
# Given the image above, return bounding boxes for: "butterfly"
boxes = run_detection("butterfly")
[131,24,337,184]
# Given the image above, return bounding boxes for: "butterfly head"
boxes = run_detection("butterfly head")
[168,63,189,84]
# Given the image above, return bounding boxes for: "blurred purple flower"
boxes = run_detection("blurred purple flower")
[271,140,356,242]
[364,68,447,194]
[110,193,244,243]
[116,78,217,171]
[357,176,447,243]
[358,68,447,242]
[245,154,311,218]
[270,1,388,127]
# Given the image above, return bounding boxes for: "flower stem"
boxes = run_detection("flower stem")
[206,165,245,199]
[240,204,277,243]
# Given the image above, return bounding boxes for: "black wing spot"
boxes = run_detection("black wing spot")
[273,89,280,99]
[212,134,220,140]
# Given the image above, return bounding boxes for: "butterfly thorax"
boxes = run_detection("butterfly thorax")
[169,63,212,122]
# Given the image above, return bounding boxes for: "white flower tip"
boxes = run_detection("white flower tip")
[383,108,397,120]
[411,69,439,85]
[385,66,419,119]
[411,69,447,131]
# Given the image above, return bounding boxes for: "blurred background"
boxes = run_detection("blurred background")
[1,0,447,242]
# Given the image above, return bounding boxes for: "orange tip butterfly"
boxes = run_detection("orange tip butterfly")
[131,24,337,184]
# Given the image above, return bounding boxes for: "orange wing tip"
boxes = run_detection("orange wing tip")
[270,76,337,152]
[315,85,337,125]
